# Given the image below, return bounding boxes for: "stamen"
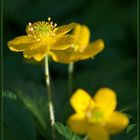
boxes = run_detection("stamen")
[37,38,40,41]
[50,22,53,26]
[48,17,51,22]
[34,36,37,39]
[86,107,105,124]
[29,22,32,26]
[26,18,57,38]
[30,27,34,31]
[54,23,57,27]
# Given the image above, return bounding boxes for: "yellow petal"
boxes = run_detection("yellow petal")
[73,24,90,50]
[23,39,49,60]
[51,35,74,50]
[33,53,46,61]
[87,124,110,140]
[55,23,77,36]
[70,89,95,114]
[105,111,129,134]
[68,39,104,61]
[79,39,104,60]
[7,35,36,52]
[24,50,46,61]
[24,52,45,61]
[50,49,72,63]
[50,39,104,64]
[67,113,89,134]
[23,42,44,56]
[94,88,117,116]
[23,53,32,59]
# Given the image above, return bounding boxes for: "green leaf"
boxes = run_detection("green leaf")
[126,124,136,133]
[3,91,17,100]
[3,93,36,140]
[54,122,82,140]
[14,83,51,139]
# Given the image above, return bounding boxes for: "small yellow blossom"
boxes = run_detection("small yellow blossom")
[67,88,129,140]
[8,17,76,61]
[50,24,104,64]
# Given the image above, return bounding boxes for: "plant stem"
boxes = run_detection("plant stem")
[44,55,55,139]
[68,62,74,95]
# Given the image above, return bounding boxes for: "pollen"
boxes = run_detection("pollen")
[26,18,58,40]
[86,107,105,124]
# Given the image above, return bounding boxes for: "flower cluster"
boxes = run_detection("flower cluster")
[8,18,104,63]
[7,17,129,140]
[8,17,76,61]
[51,24,104,64]
[67,88,129,140]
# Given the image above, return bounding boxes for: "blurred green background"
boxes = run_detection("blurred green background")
[3,0,137,140]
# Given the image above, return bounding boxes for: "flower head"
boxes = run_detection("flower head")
[50,24,104,64]
[67,88,129,140]
[8,17,76,61]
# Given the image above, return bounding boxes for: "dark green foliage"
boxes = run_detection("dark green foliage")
[15,84,51,139]
[126,124,136,134]
[3,92,36,140]
[54,122,82,140]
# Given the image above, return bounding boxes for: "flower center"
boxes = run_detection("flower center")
[26,17,58,41]
[86,107,105,124]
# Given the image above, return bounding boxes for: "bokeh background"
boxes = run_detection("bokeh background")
[3,0,137,140]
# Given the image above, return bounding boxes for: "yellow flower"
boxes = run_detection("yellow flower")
[67,88,129,140]
[7,17,76,61]
[50,24,104,64]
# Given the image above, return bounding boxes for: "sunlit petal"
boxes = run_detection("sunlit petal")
[93,88,117,116]
[67,113,89,134]
[8,35,36,52]
[88,124,110,140]
[80,39,104,59]
[50,49,72,63]
[70,89,95,114]
[73,24,90,51]
[51,35,74,50]
[55,23,77,35]
[105,111,129,134]
[51,39,104,63]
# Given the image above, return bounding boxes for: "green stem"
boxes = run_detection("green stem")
[44,55,55,139]
[68,62,74,95]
